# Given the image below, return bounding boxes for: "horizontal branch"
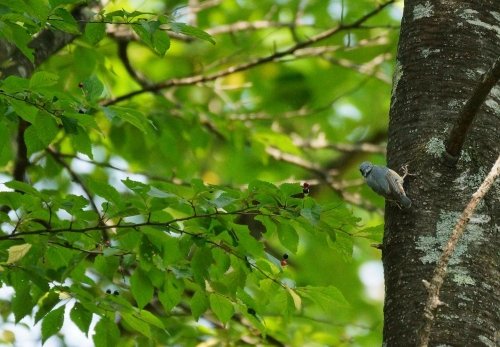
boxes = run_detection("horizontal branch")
[102,0,395,106]
[0,207,276,241]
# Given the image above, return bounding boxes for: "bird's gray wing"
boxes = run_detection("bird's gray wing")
[386,169,406,196]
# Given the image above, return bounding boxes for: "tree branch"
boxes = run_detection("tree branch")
[0,4,94,191]
[46,148,109,241]
[444,56,500,165]
[117,40,152,87]
[417,154,500,347]
[102,0,395,106]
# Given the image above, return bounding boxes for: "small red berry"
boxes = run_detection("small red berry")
[302,183,310,195]
[281,259,288,267]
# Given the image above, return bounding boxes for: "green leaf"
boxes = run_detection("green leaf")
[191,246,213,286]
[190,290,209,321]
[255,215,277,235]
[82,75,104,102]
[330,231,354,261]
[300,199,322,226]
[277,222,299,254]
[86,179,122,206]
[93,318,120,347]
[93,255,119,280]
[232,223,264,256]
[279,182,303,198]
[45,246,73,270]
[1,75,29,92]
[132,20,170,56]
[209,293,234,324]
[298,285,350,316]
[104,106,150,134]
[253,131,301,155]
[121,177,150,195]
[158,274,184,311]
[29,71,59,90]
[35,291,60,323]
[70,125,93,158]
[6,243,32,264]
[63,112,99,130]
[151,29,170,56]
[0,22,34,62]
[121,312,151,339]
[130,268,154,309]
[170,22,215,44]
[49,8,80,34]
[84,22,106,45]
[4,180,41,197]
[161,235,183,265]
[41,305,65,344]
[11,287,34,322]
[355,224,384,242]
[135,309,165,330]
[33,111,59,146]
[10,98,38,122]
[70,303,93,336]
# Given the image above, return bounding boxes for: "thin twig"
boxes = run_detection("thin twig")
[0,207,277,240]
[417,155,500,347]
[55,152,190,185]
[46,148,109,241]
[117,40,152,87]
[102,0,396,106]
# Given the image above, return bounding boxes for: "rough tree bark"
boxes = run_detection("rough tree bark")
[383,1,499,346]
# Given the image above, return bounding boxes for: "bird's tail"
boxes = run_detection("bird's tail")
[399,195,412,209]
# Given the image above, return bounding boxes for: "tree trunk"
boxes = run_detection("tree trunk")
[383,1,500,346]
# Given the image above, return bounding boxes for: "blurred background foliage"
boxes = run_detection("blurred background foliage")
[0,0,402,345]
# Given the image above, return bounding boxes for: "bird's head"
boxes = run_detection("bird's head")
[359,161,373,177]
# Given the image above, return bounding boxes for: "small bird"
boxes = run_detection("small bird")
[359,161,412,208]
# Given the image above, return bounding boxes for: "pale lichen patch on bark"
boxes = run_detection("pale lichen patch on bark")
[459,9,500,39]
[478,335,496,347]
[413,1,434,20]
[390,61,403,108]
[451,267,476,285]
[465,68,486,79]
[416,211,488,265]
[485,86,500,113]
[458,8,479,20]
[421,48,441,58]
[453,167,488,190]
[448,99,464,110]
[425,137,445,158]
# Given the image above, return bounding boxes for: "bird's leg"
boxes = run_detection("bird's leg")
[400,164,415,180]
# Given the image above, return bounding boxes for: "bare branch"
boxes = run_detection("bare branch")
[102,0,396,106]
[417,155,500,347]
[46,148,109,241]
[292,135,386,154]
[117,40,152,87]
[444,56,500,165]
